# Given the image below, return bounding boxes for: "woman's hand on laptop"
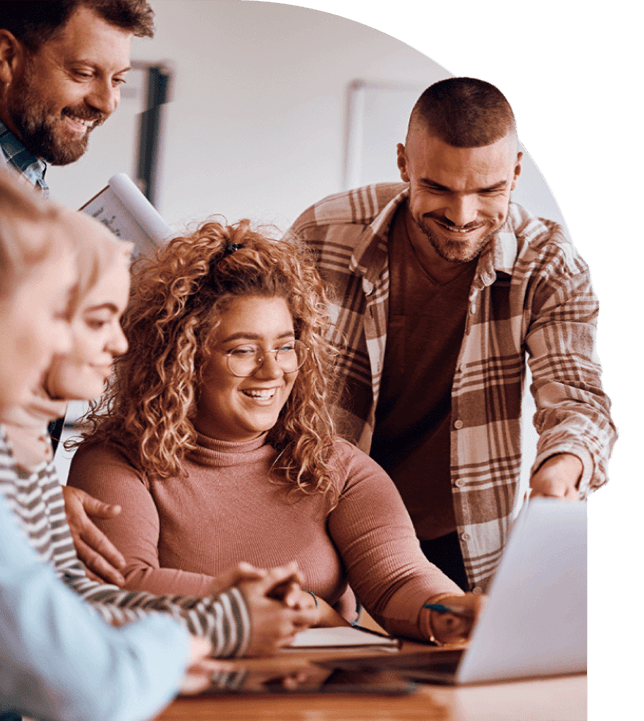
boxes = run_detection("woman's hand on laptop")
[424,592,487,646]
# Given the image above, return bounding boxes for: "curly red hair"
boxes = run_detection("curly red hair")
[77,218,341,499]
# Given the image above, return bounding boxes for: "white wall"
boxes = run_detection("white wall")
[47,1,564,235]
[48,0,580,486]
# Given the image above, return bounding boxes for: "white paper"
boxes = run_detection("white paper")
[288,625,399,650]
[81,173,171,258]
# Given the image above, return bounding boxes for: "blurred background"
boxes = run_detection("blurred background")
[52,0,569,505]
[47,0,565,233]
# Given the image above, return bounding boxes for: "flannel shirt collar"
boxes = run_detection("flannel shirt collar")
[348,185,410,289]
[0,120,49,198]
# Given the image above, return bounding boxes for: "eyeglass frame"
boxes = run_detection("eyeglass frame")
[219,339,309,378]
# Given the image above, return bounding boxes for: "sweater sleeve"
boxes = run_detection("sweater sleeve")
[67,442,221,596]
[0,497,188,721]
[326,441,462,640]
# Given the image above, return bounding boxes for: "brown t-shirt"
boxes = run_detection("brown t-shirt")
[371,208,476,540]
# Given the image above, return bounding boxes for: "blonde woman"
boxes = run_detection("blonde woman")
[0,169,225,721]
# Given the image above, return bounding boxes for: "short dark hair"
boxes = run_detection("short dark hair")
[0,0,154,50]
[408,77,516,147]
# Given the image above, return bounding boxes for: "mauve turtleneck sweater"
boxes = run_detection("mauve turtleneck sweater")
[68,433,461,640]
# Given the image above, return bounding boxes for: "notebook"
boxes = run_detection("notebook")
[318,498,587,685]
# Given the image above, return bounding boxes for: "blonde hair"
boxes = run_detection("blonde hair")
[78,219,341,500]
[0,168,62,298]
[0,168,132,310]
[56,209,133,318]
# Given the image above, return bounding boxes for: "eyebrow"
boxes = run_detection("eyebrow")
[70,59,132,75]
[221,331,295,344]
[83,302,119,314]
[419,177,509,193]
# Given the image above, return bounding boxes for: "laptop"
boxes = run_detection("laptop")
[318,498,587,685]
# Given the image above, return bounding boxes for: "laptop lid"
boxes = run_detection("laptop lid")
[455,498,587,683]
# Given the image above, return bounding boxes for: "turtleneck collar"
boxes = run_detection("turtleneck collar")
[187,431,274,468]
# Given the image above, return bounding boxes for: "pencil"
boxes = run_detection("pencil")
[423,602,475,618]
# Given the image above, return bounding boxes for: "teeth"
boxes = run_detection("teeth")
[243,389,276,399]
[69,116,94,128]
[440,223,479,234]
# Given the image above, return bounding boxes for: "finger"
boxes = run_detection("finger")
[291,606,320,628]
[216,564,266,590]
[78,523,126,570]
[80,495,123,519]
[75,537,126,586]
[261,562,302,595]
[279,581,302,608]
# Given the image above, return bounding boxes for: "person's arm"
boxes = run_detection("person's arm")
[61,484,127,585]
[327,442,484,644]
[51,451,319,656]
[66,443,227,596]
[0,498,191,721]
[524,231,616,499]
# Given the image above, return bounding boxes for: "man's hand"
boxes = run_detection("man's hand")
[237,563,320,656]
[529,453,582,500]
[61,485,127,585]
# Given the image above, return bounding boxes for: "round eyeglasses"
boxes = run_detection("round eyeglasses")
[222,340,309,377]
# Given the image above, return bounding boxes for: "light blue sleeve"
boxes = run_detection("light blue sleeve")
[0,498,190,721]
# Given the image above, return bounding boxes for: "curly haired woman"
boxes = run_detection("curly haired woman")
[66,218,484,645]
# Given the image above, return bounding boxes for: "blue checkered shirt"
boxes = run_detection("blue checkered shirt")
[0,120,49,198]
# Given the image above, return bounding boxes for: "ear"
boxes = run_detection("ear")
[0,29,24,87]
[510,151,523,191]
[397,143,410,183]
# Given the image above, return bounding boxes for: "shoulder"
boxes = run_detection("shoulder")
[507,203,590,278]
[68,440,148,490]
[290,183,407,234]
[328,438,391,489]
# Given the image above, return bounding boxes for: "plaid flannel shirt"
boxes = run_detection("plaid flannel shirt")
[288,182,615,590]
[0,120,49,197]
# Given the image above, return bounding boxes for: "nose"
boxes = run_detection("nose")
[107,324,128,357]
[53,321,73,358]
[85,79,120,116]
[443,194,479,227]
[254,351,283,380]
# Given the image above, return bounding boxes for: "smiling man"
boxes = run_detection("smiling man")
[0,0,154,193]
[288,77,616,593]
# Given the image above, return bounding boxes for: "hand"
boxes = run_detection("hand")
[264,572,349,627]
[288,588,350,627]
[61,485,126,585]
[206,562,268,596]
[529,453,582,500]
[237,562,320,656]
[425,592,486,646]
[178,636,237,695]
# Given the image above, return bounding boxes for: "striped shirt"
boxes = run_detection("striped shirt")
[0,426,251,657]
[288,183,615,590]
[0,120,49,198]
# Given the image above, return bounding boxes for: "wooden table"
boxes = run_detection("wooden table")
[153,641,587,721]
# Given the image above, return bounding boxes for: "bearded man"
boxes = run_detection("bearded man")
[287,77,616,593]
[0,0,154,192]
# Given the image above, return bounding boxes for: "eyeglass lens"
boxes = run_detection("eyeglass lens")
[226,341,306,376]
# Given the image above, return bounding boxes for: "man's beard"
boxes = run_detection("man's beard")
[6,62,106,165]
[412,214,498,265]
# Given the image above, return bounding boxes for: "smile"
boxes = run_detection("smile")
[242,388,278,400]
[64,115,96,132]
[434,219,485,234]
